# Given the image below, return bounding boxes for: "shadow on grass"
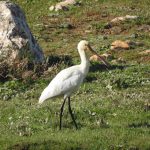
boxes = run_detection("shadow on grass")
[90,63,128,72]
[86,63,130,82]
[45,55,73,66]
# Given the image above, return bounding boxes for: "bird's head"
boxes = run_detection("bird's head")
[77,40,89,51]
[77,40,110,67]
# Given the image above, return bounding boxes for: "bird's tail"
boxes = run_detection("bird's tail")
[38,87,51,104]
[38,96,45,104]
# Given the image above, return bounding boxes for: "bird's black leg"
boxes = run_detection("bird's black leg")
[68,97,78,129]
[60,98,66,130]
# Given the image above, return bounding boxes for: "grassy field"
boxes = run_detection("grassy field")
[0,0,150,149]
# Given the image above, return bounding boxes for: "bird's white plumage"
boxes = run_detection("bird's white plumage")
[39,40,91,104]
[39,65,87,104]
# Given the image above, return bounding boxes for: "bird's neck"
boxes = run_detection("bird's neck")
[79,50,90,75]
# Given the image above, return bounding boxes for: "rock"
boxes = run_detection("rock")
[110,15,138,23]
[125,15,138,19]
[85,30,92,33]
[49,0,80,12]
[90,53,112,62]
[90,54,108,62]
[0,1,44,66]
[90,55,100,62]
[55,5,69,11]
[111,40,129,50]
[106,15,139,28]
[101,13,108,18]
[139,50,150,55]
[111,40,144,50]
[49,5,55,11]
[111,16,126,23]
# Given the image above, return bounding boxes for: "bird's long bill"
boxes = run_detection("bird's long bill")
[88,45,111,67]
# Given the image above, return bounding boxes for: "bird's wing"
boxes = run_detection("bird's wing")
[39,66,83,103]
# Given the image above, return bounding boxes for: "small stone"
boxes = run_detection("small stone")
[55,5,69,11]
[89,54,111,66]
[112,113,117,116]
[89,55,100,62]
[101,13,108,18]
[85,30,92,33]
[107,15,139,28]
[9,117,13,120]
[91,112,96,116]
[49,5,55,11]
[111,16,126,23]
[110,15,138,23]
[106,84,113,90]
[49,0,78,11]
[111,40,129,50]
[125,15,138,19]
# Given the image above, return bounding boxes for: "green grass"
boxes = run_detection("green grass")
[1,0,150,149]
[1,64,150,149]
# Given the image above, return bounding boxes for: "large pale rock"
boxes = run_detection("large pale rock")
[0,1,44,65]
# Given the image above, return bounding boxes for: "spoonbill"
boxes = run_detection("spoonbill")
[39,40,110,129]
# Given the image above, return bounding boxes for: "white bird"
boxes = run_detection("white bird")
[39,40,110,129]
